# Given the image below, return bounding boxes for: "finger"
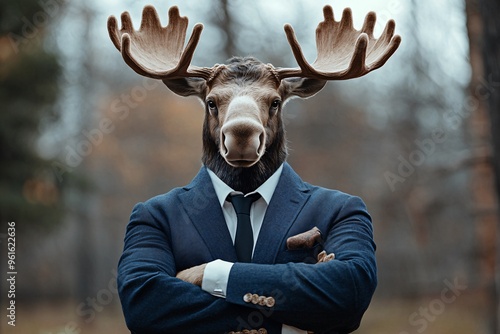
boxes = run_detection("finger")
[324,253,335,262]
[317,252,335,263]
[317,250,326,262]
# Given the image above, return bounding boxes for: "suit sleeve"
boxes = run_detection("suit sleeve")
[118,202,278,334]
[225,196,377,333]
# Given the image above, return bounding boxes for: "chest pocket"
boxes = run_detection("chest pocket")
[275,244,322,264]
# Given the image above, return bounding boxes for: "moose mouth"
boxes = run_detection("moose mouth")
[222,146,263,168]
[225,158,259,168]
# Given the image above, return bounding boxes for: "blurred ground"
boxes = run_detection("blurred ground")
[359,293,489,334]
[2,301,127,334]
[1,292,489,334]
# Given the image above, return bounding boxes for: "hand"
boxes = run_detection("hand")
[316,250,335,264]
[296,251,334,334]
[176,263,207,286]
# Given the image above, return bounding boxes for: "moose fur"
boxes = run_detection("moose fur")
[164,56,330,193]
[201,57,293,193]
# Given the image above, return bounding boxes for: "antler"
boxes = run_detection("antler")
[277,6,402,80]
[107,6,213,80]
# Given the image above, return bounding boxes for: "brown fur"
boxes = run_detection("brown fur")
[202,57,287,194]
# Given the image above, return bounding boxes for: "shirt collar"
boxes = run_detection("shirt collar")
[207,164,284,207]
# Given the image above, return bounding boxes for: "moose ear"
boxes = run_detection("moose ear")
[162,78,207,99]
[280,78,327,100]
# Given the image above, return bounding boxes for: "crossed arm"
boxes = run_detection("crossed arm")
[118,197,376,333]
[177,252,336,285]
[177,233,336,286]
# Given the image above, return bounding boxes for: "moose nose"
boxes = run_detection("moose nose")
[221,120,265,167]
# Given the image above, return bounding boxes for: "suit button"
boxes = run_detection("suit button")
[257,296,266,306]
[251,294,260,304]
[243,293,253,303]
[265,297,275,307]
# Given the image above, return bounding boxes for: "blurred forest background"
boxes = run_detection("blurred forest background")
[1,0,499,333]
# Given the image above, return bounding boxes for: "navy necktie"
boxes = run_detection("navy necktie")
[227,193,261,262]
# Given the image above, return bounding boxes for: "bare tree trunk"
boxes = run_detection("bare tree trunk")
[466,0,500,332]
[67,2,99,303]
[219,0,237,59]
[478,0,500,332]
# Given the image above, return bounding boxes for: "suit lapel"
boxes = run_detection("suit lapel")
[177,167,238,262]
[252,163,310,264]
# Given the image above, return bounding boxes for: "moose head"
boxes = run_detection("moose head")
[108,5,401,193]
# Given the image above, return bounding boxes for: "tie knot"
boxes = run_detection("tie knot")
[227,193,261,215]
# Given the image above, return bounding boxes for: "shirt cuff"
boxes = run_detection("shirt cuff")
[282,324,308,334]
[201,259,234,298]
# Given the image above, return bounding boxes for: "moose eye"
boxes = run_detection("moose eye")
[270,99,281,114]
[206,100,218,115]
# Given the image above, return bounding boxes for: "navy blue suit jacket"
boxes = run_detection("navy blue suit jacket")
[118,163,377,334]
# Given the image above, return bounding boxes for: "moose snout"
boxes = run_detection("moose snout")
[221,119,265,167]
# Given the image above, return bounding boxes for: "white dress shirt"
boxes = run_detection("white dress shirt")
[202,164,306,334]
